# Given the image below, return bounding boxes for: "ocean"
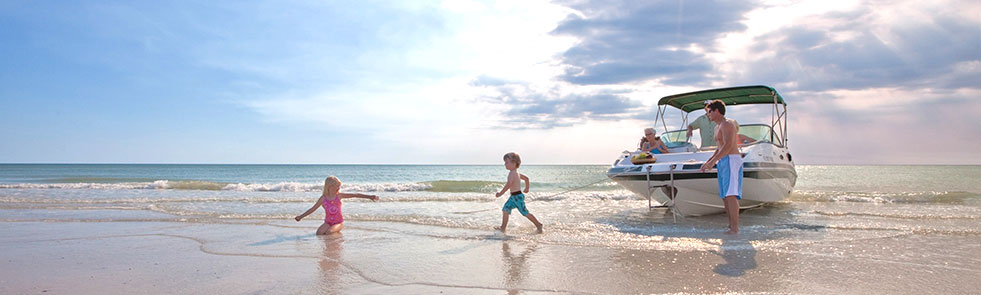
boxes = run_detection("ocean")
[2,164,979,247]
[3,164,980,293]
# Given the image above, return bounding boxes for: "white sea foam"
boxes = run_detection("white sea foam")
[532,191,640,202]
[0,182,152,190]
[221,182,318,192]
[217,181,433,192]
[791,190,980,204]
[0,181,435,193]
[343,182,432,192]
[829,194,893,203]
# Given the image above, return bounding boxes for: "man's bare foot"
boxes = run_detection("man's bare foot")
[724,229,738,235]
[535,225,544,234]
[494,226,506,233]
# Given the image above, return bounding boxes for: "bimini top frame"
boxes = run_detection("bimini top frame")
[652,85,789,147]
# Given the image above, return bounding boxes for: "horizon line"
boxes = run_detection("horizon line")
[2,162,980,166]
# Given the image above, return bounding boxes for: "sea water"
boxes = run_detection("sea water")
[1,164,979,250]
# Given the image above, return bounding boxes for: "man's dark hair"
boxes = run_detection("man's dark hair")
[706,99,726,115]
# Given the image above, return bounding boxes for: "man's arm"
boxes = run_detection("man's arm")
[700,121,735,172]
[701,149,722,172]
[687,115,703,138]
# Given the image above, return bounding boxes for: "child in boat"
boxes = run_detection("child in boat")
[295,176,379,235]
[494,152,544,233]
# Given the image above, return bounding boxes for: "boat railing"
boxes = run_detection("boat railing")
[684,124,782,151]
[625,124,780,159]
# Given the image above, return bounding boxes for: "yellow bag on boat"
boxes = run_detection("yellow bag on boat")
[631,152,656,164]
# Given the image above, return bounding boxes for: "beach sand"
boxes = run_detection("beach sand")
[2,213,979,294]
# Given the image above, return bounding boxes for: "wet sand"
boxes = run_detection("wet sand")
[1,217,979,294]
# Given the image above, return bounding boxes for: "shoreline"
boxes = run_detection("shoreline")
[3,215,979,294]
[5,163,981,167]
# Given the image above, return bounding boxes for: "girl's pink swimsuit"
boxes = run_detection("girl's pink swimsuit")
[323,195,343,226]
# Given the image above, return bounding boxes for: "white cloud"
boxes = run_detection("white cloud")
[239,0,579,157]
[205,0,981,164]
[3,0,979,164]
[787,87,981,164]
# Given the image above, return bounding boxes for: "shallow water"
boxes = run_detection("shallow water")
[2,164,979,249]
[2,164,980,293]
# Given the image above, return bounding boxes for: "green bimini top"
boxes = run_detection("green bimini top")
[657,85,786,113]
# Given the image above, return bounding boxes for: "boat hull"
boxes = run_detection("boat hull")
[608,144,796,216]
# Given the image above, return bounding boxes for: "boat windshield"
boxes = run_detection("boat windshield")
[738,124,780,145]
[659,130,690,148]
[657,125,781,149]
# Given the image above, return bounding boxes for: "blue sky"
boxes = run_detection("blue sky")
[1,0,979,164]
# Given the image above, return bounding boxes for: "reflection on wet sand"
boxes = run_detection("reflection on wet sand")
[319,234,344,295]
[501,241,538,294]
[711,237,758,276]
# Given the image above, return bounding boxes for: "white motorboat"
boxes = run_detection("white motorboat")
[607,85,797,216]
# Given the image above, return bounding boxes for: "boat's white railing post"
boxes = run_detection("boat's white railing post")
[769,90,789,147]
[645,165,652,211]
[669,164,682,222]
[660,107,667,134]
[771,93,777,139]
[782,99,789,147]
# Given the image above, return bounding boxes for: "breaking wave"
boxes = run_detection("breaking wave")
[0,181,438,193]
[789,190,980,204]
[0,178,622,195]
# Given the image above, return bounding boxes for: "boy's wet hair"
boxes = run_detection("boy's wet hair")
[706,99,726,115]
[503,152,521,168]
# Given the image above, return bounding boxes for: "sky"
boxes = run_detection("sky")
[0,0,979,165]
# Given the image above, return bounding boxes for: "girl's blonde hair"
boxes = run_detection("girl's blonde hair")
[323,176,341,196]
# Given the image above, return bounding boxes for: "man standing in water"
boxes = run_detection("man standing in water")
[699,100,743,234]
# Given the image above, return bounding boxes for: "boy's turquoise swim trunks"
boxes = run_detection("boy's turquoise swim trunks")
[502,191,530,216]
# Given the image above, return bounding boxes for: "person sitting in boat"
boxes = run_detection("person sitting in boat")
[643,128,669,154]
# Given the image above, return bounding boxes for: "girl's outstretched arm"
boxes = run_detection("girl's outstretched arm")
[295,195,327,221]
[520,173,530,193]
[339,193,379,201]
